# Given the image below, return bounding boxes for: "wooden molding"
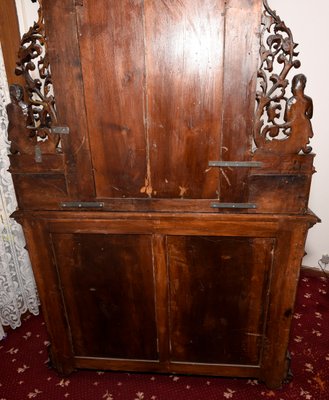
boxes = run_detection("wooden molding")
[0,0,25,87]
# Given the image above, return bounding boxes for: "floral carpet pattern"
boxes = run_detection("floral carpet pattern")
[0,270,328,400]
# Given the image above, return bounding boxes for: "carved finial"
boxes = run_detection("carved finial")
[253,0,314,154]
[12,0,60,155]
[6,84,37,155]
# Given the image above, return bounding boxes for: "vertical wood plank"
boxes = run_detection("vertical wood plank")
[76,0,147,198]
[145,0,225,199]
[219,0,262,203]
[260,221,311,388]
[42,0,95,199]
[153,234,170,364]
[0,0,25,87]
[20,219,75,374]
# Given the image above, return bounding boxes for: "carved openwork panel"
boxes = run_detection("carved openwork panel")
[6,0,316,213]
[7,0,59,157]
[254,0,314,155]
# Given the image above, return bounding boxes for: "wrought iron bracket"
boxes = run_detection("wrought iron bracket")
[60,202,104,209]
[209,161,263,168]
[210,202,257,209]
[51,126,70,135]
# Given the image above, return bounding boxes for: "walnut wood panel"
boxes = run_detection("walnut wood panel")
[248,174,312,214]
[42,0,95,199]
[259,221,311,388]
[219,0,262,203]
[0,0,25,88]
[12,173,68,210]
[46,215,279,237]
[76,0,147,198]
[153,234,170,363]
[52,233,158,360]
[167,236,273,364]
[20,219,75,375]
[9,154,68,210]
[15,210,317,388]
[252,154,315,175]
[146,0,224,199]
[248,153,314,214]
[22,210,316,237]
[9,154,65,174]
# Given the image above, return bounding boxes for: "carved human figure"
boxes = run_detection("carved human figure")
[6,84,36,155]
[284,73,313,153]
[264,74,314,154]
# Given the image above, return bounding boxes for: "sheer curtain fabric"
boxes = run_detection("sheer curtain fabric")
[0,44,39,340]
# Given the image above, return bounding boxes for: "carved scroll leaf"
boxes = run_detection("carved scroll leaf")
[254,0,314,155]
[10,0,60,156]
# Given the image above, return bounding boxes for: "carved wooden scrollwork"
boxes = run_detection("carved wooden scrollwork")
[9,0,59,156]
[254,0,314,154]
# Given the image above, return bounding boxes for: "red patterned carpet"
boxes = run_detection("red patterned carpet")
[1,270,328,400]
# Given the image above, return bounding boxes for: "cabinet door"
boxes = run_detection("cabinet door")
[74,0,260,202]
[40,0,261,206]
[52,233,158,360]
[49,223,274,368]
[167,235,275,365]
[76,0,224,200]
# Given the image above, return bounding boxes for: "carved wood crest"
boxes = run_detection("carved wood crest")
[7,0,60,157]
[7,0,314,160]
[253,0,314,155]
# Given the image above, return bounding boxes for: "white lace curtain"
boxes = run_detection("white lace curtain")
[0,43,39,340]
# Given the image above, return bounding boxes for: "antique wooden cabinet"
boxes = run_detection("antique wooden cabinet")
[7,0,318,389]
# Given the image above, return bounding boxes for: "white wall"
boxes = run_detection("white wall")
[15,1,329,268]
[15,0,38,36]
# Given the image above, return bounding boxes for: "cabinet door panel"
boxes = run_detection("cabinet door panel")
[76,0,261,202]
[145,0,224,198]
[52,233,158,360]
[77,0,225,200]
[167,235,274,364]
[77,0,147,198]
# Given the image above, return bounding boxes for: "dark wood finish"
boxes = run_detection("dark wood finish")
[5,0,315,215]
[153,234,170,364]
[9,153,68,210]
[259,221,311,388]
[248,154,314,214]
[219,0,262,203]
[146,0,223,199]
[11,173,68,209]
[6,0,319,390]
[167,235,273,364]
[42,0,95,199]
[52,233,158,359]
[21,218,75,375]
[17,210,317,388]
[14,6,59,154]
[254,1,314,156]
[6,85,36,155]
[0,0,25,88]
[76,0,147,198]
